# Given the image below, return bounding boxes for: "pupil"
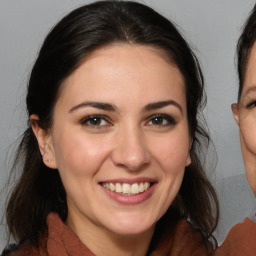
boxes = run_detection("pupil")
[91,118,101,125]
[153,117,162,125]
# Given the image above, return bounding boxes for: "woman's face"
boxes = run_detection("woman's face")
[40,44,191,237]
[232,42,256,195]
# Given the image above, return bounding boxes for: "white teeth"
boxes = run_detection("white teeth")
[122,183,130,194]
[102,182,151,195]
[103,183,110,189]
[109,183,115,191]
[131,183,139,195]
[115,183,122,193]
[144,182,150,190]
[139,182,144,192]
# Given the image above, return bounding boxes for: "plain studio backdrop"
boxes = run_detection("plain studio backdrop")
[0,0,256,250]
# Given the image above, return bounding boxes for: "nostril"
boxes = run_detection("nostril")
[110,131,151,171]
[111,150,150,171]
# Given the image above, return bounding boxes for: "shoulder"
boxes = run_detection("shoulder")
[223,216,256,241]
[1,243,40,256]
[173,219,214,254]
[1,244,18,256]
[151,219,213,255]
[1,213,63,256]
[215,217,256,256]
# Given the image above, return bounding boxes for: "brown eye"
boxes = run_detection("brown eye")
[80,115,110,128]
[89,117,103,125]
[246,100,256,108]
[151,116,164,125]
[147,114,176,126]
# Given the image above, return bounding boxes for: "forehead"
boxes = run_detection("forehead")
[243,42,256,93]
[57,44,186,109]
[64,43,182,88]
[244,43,256,87]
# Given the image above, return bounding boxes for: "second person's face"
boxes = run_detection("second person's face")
[232,42,256,195]
[44,44,191,238]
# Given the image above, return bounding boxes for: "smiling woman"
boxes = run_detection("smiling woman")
[34,44,191,240]
[2,1,218,255]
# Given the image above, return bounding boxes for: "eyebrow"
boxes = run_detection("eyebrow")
[69,101,117,113]
[242,86,256,98]
[69,99,183,114]
[144,100,183,113]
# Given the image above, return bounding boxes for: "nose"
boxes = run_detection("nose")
[111,126,151,171]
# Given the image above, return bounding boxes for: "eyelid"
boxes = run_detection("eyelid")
[246,100,256,108]
[146,113,177,126]
[80,114,112,127]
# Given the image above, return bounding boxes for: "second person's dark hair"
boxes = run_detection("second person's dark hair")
[237,4,256,101]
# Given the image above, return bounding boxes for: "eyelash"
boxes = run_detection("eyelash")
[146,114,177,127]
[80,114,177,129]
[246,100,256,108]
[80,115,111,128]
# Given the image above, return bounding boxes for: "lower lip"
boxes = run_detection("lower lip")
[100,183,156,205]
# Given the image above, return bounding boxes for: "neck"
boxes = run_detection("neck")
[66,213,155,256]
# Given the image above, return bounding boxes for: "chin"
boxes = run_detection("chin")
[107,216,155,236]
[110,226,153,237]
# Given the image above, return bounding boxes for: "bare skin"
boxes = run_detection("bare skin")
[232,42,256,196]
[31,44,191,256]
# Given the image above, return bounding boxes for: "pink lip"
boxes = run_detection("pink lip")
[99,182,156,205]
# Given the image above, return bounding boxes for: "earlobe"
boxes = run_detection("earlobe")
[231,103,240,126]
[30,114,57,169]
[185,154,191,166]
[185,139,193,166]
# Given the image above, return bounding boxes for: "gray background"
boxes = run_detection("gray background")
[1,0,256,250]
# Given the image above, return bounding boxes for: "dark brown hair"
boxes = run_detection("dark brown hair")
[6,0,219,248]
[237,4,256,101]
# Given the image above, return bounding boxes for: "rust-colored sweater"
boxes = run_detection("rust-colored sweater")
[214,216,256,256]
[3,213,256,255]
[3,213,212,256]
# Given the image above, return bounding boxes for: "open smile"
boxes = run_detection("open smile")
[101,182,152,195]
[99,179,156,205]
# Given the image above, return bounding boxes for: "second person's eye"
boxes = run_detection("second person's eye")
[246,100,256,109]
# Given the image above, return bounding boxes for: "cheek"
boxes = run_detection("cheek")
[151,133,190,174]
[52,130,110,177]
[240,117,256,154]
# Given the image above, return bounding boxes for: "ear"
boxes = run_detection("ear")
[231,103,240,126]
[185,154,191,166]
[185,139,192,166]
[30,114,57,169]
